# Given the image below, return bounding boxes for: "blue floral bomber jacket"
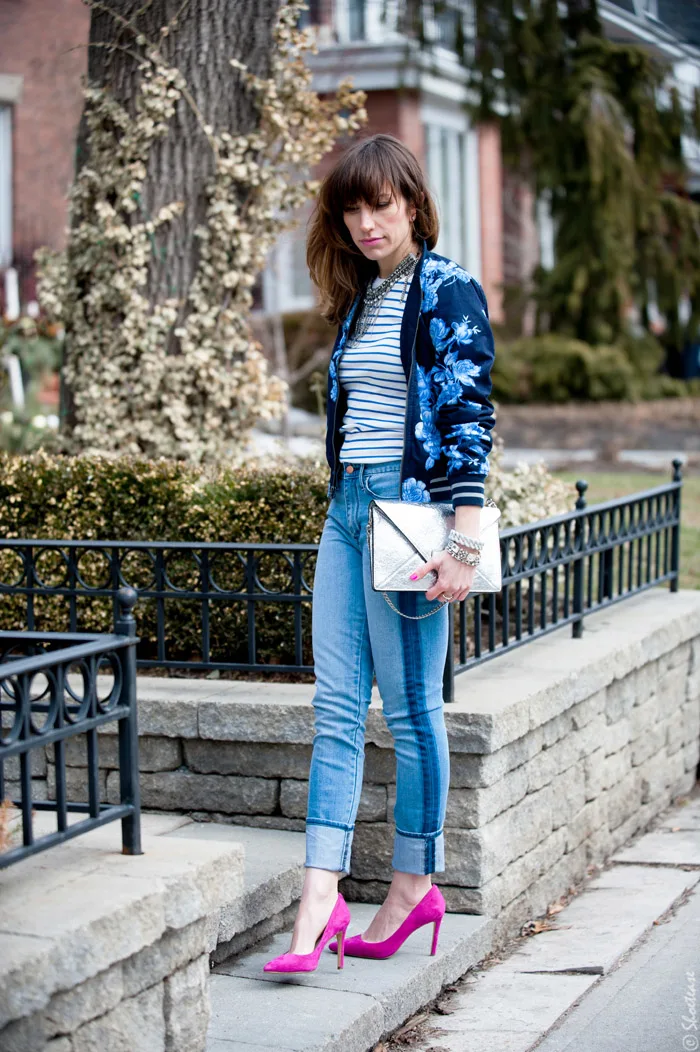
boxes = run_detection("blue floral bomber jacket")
[325,237,496,508]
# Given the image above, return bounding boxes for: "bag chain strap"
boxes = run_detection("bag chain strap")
[381,590,448,619]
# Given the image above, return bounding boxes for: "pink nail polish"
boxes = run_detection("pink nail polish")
[409,573,418,580]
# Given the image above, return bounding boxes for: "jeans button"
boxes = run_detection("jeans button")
[346,465,354,473]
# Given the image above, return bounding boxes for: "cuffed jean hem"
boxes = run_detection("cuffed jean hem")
[392,827,445,875]
[305,820,354,875]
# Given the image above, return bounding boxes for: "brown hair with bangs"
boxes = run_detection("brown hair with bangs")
[306,133,439,325]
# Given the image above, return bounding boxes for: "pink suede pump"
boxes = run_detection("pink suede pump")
[328,884,446,960]
[263,892,351,973]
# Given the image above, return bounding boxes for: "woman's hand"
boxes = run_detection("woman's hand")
[410,550,477,603]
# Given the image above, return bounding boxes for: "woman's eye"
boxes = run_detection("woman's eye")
[377,200,391,208]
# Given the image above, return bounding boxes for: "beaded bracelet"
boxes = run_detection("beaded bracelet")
[445,540,481,566]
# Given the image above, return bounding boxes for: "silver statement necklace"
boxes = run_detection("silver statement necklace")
[353,252,418,340]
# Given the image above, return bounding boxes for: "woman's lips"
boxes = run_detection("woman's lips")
[361,237,383,245]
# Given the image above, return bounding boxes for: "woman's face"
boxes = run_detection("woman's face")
[342,183,416,268]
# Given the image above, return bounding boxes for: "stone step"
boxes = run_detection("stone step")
[0,811,246,1048]
[206,903,494,1052]
[163,821,306,963]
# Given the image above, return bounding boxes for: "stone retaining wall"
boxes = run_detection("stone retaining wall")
[4,923,211,1052]
[0,815,244,1052]
[9,590,700,943]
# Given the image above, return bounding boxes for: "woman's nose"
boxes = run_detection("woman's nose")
[358,208,375,231]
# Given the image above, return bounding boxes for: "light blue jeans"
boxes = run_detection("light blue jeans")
[306,459,450,877]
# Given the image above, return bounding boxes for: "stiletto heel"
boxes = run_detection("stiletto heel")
[430,916,442,955]
[328,884,446,960]
[336,926,346,969]
[263,893,351,973]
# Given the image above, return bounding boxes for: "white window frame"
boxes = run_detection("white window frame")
[262,231,316,315]
[333,0,402,45]
[421,99,482,280]
[421,0,473,52]
[333,0,473,50]
[536,190,556,271]
[0,103,12,269]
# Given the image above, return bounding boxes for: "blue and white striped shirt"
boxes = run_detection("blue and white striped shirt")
[338,276,408,462]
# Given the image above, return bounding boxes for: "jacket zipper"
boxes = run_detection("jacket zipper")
[329,331,348,496]
[330,292,365,496]
[398,285,423,498]
[330,363,339,493]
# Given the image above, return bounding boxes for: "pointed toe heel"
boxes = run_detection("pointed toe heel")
[262,893,351,974]
[333,884,446,961]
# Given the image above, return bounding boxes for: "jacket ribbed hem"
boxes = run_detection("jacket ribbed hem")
[451,476,485,508]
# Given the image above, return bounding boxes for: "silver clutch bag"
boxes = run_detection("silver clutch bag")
[366,497,502,619]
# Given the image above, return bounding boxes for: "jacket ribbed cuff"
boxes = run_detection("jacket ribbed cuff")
[451,476,486,508]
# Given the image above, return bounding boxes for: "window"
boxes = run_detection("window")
[297,0,321,29]
[348,0,367,40]
[536,191,555,271]
[290,234,314,302]
[423,106,481,278]
[262,228,315,315]
[434,4,460,50]
[0,103,11,269]
[335,0,403,45]
[423,0,473,53]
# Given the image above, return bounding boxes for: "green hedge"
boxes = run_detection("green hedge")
[490,333,700,403]
[0,451,579,670]
[0,453,330,670]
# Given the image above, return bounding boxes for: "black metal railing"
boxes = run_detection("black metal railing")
[0,462,682,704]
[0,587,141,868]
[442,458,683,699]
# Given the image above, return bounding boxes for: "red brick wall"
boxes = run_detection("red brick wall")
[478,122,504,324]
[314,89,424,181]
[502,167,539,335]
[0,0,89,302]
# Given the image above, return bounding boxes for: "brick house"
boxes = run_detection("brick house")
[265,0,700,327]
[0,0,90,308]
[1,0,698,323]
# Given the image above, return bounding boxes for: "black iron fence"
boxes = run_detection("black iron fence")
[0,462,683,706]
[443,459,683,699]
[0,587,141,868]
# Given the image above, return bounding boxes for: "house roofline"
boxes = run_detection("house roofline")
[308,41,480,105]
[600,1,700,63]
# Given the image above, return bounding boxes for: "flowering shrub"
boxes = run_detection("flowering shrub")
[485,433,572,526]
[36,0,366,463]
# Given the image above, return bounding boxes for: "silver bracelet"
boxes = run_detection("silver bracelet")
[448,529,484,552]
[445,540,481,566]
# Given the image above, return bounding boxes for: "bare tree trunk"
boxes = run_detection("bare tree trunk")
[63,0,281,429]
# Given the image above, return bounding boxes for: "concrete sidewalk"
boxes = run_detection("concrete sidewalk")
[401,783,700,1052]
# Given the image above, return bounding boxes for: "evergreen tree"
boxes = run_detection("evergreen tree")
[411,0,700,357]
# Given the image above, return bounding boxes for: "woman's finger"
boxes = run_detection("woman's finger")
[410,557,437,582]
[426,575,454,601]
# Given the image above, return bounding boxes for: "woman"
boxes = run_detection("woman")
[264,133,496,973]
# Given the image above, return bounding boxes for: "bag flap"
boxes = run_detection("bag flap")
[372,501,435,562]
